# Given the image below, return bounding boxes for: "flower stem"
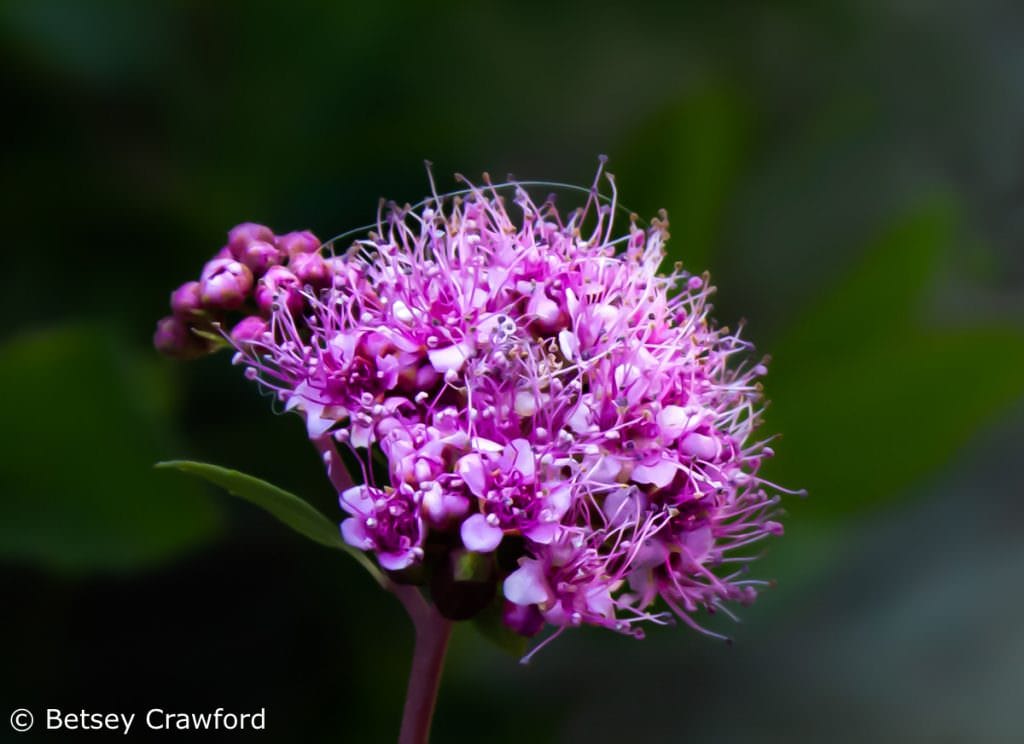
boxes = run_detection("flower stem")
[311,435,354,494]
[394,585,452,744]
[310,439,451,740]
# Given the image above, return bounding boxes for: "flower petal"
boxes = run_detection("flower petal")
[656,405,689,440]
[460,513,503,552]
[503,439,535,480]
[428,341,473,373]
[681,525,713,564]
[504,559,553,606]
[558,329,579,360]
[470,436,504,453]
[680,432,719,460]
[524,522,558,544]
[340,518,374,550]
[456,454,487,497]
[379,550,415,571]
[546,484,572,519]
[631,457,679,488]
[339,486,374,514]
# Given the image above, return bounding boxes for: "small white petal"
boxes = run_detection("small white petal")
[456,454,487,497]
[428,341,473,373]
[460,513,503,553]
[558,329,580,360]
[631,458,679,488]
[514,390,538,417]
[391,300,414,323]
[657,405,689,440]
[680,432,720,460]
[470,436,504,453]
[504,559,553,606]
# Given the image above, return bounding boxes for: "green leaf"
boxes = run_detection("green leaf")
[772,196,956,365]
[614,82,753,272]
[0,325,222,574]
[764,200,1024,519]
[472,599,528,658]
[156,460,386,586]
[768,329,1024,519]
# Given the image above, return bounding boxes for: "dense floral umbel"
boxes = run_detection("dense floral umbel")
[157,170,794,649]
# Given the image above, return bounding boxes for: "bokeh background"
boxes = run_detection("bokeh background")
[3,1,1024,741]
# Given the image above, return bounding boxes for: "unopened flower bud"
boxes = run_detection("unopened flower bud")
[276,230,321,258]
[256,265,303,315]
[238,239,282,276]
[170,281,203,319]
[230,315,269,347]
[227,222,274,260]
[153,315,209,359]
[503,601,544,637]
[289,251,330,289]
[200,258,253,310]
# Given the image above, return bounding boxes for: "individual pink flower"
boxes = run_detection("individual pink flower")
[340,485,425,571]
[457,439,570,552]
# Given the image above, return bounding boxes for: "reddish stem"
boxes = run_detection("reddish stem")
[311,435,354,494]
[310,438,450,741]
[394,585,452,744]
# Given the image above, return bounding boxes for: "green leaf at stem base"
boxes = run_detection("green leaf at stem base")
[156,460,386,587]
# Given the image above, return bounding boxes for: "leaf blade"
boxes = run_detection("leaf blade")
[156,460,386,586]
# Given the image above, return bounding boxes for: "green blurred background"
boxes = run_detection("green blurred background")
[3,1,1023,741]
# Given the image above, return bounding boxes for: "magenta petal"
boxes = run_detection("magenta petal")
[456,454,487,497]
[558,329,579,360]
[631,457,678,488]
[340,518,373,550]
[524,522,558,544]
[503,439,535,480]
[379,551,415,571]
[567,400,592,433]
[428,341,472,372]
[329,332,357,363]
[656,405,688,439]
[305,406,335,438]
[603,488,643,527]
[584,584,614,618]
[528,287,560,327]
[504,559,552,606]
[340,486,374,515]
[587,454,622,483]
[681,525,713,562]
[546,485,572,519]
[350,423,372,448]
[680,432,719,460]
[460,513,503,552]
[442,493,470,520]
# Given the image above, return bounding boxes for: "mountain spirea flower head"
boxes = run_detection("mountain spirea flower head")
[156,165,797,654]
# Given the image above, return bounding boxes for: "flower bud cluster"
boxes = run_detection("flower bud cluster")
[153,223,326,358]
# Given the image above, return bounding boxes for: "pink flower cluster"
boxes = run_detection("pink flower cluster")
[158,172,792,646]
